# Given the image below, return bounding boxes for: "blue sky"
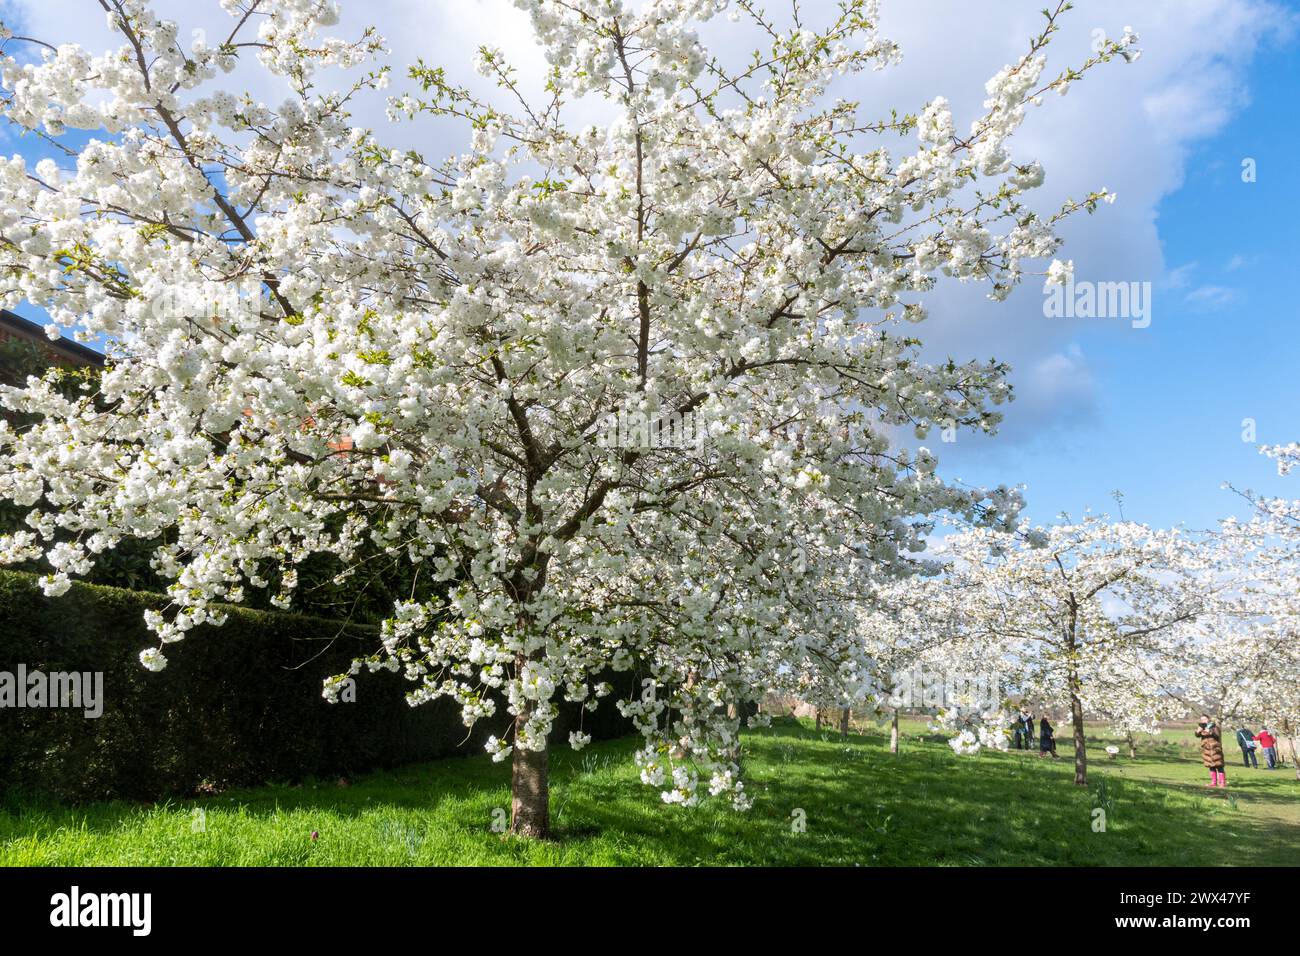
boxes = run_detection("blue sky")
[2,0,1297,533]
[937,27,1300,530]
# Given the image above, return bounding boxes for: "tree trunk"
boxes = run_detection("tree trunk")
[840,707,851,740]
[502,568,552,839]
[1283,727,1300,781]
[728,697,748,728]
[889,708,899,754]
[509,733,550,838]
[725,702,744,769]
[1070,691,1087,786]
[1065,608,1087,785]
[1126,732,1136,759]
[815,708,822,732]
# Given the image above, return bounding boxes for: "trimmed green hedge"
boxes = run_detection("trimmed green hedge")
[0,571,634,802]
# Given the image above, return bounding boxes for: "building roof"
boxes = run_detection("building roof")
[0,309,105,367]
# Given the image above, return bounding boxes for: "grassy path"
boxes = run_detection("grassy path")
[2,717,1296,866]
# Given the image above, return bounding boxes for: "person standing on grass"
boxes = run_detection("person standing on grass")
[1257,726,1278,769]
[1235,726,1258,768]
[1198,717,1227,788]
[1024,712,1037,750]
[1012,712,1026,750]
[1038,716,1059,758]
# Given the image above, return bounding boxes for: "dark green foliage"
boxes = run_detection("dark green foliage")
[0,336,57,389]
[0,571,634,802]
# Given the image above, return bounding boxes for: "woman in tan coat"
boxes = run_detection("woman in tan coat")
[1195,714,1226,788]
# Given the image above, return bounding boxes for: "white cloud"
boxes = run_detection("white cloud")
[1184,285,1238,312]
[1164,262,1199,290]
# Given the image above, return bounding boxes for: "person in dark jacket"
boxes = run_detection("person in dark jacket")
[1012,714,1025,750]
[1023,712,1037,749]
[1037,716,1058,758]
[1197,716,1227,788]
[1235,727,1258,768]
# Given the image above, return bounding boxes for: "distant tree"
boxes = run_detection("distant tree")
[940,517,1224,785]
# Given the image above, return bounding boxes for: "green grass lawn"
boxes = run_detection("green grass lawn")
[2,716,1297,866]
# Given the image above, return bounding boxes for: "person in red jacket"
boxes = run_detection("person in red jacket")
[1257,727,1279,770]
